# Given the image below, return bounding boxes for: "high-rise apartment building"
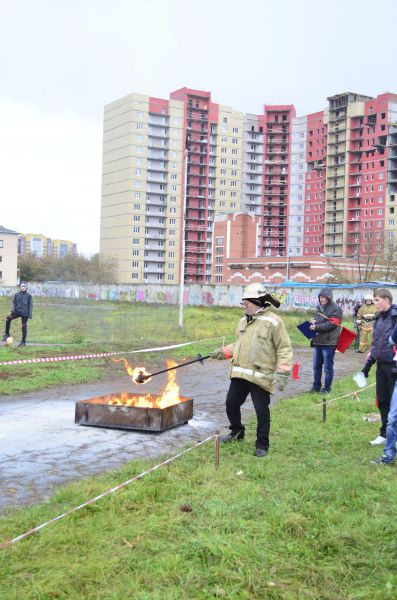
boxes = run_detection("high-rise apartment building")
[100,88,397,284]
[18,233,77,257]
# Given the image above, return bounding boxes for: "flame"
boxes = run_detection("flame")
[109,359,180,408]
[112,358,152,384]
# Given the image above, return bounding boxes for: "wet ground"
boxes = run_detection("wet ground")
[0,347,367,512]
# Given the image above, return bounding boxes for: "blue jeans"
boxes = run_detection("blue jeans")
[312,345,336,392]
[384,381,397,460]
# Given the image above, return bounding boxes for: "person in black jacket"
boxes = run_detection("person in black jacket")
[361,288,397,446]
[370,320,397,464]
[2,281,33,347]
[309,287,342,394]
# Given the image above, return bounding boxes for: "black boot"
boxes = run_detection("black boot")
[18,341,26,347]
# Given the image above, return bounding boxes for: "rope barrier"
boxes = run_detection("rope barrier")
[316,383,376,407]
[0,336,227,368]
[0,435,215,550]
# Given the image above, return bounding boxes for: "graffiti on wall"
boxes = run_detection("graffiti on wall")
[0,283,381,314]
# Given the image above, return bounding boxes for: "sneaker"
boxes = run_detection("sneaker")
[255,448,268,458]
[18,342,26,347]
[309,388,321,394]
[370,435,387,445]
[369,455,395,465]
[2,334,8,342]
[219,433,244,443]
[321,388,331,394]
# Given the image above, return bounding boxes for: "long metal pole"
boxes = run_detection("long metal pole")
[136,354,211,382]
[286,252,290,282]
[179,143,188,328]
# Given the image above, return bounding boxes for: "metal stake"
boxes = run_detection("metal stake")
[214,430,220,470]
[322,397,327,422]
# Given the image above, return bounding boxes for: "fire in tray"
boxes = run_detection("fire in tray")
[111,358,180,409]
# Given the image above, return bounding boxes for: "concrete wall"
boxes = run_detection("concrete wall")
[1,282,395,314]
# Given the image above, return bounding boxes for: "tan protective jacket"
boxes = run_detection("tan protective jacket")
[225,307,293,393]
[357,303,377,324]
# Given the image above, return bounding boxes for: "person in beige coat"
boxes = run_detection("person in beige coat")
[356,295,377,353]
[211,283,293,457]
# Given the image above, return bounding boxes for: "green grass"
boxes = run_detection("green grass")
[1,373,396,599]
[0,298,327,395]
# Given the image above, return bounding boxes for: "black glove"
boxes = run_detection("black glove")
[362,358,375,378]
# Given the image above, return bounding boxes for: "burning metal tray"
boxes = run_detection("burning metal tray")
[75,393,193,432]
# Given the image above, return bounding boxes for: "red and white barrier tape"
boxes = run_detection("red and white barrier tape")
[0,336,225,367]
[0,435,214,550]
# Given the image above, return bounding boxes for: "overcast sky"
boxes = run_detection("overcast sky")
[1,0,396,255]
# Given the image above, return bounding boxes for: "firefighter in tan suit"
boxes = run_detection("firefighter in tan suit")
[210,283,293,457]
[356,295,377,353]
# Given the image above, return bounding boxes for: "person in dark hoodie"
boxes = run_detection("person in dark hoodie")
[361,288,397,446]
[309,287,342,394]
[2,281,33,347]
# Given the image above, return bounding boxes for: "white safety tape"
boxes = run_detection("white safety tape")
[0,336,226,367]
[0,435,215,550]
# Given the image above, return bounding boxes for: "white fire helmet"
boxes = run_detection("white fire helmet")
[241,283,268,301]
[364,295,374,303]
[241,283,281,308]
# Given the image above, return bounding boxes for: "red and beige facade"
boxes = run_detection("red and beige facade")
[100,88,397,284]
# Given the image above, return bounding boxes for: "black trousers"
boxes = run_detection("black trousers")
[376,362,396,437]
[225,377,271,450]
[5,312,28,342]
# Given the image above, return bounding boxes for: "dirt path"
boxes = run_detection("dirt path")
[0,347,368,512]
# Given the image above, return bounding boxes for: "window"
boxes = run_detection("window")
[136,123,143,130]
[132,249,139,256]
[134,215,140,222]
[132,260,139,267]
[133,226,140,233]
[171,173,177,180]
[169,218,176,224]
[169,229,176,235]
[132,273,138,279]
[133,239,140,245]
[134,192,141,199]
[170,184,177,191]
[167,274,174,281]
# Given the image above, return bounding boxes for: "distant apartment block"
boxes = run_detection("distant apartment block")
[0,226,18,286]
[18,233,77,257]
[100,88,397,284]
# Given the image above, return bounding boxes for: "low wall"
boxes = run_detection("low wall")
[2,282,395,314]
